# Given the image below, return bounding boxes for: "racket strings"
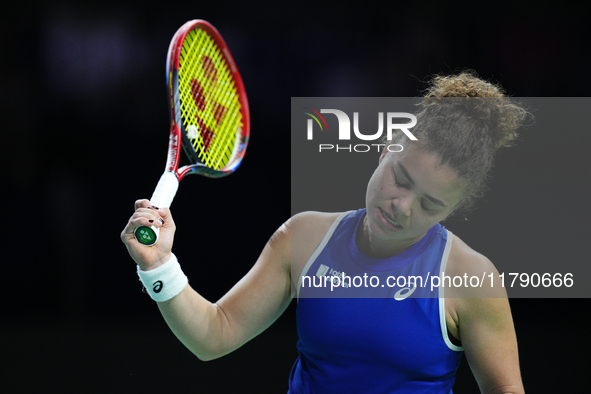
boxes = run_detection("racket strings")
[178,28,243,170]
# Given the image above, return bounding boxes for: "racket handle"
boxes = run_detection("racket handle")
[134,172,179,246]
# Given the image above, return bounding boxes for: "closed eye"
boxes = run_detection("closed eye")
[393,174,410,190]
[421,201,434,211]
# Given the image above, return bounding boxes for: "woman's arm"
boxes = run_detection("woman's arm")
[448,238,525,394]
[459,294,524,394]
[121,199,293,361]
[158,221,293,360]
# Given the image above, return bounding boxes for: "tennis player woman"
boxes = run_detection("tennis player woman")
[122,71,527,393]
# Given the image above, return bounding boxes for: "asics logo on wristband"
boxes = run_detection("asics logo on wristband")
[137,254,187,301]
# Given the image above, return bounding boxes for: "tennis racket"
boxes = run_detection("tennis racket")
[134,20,250,246]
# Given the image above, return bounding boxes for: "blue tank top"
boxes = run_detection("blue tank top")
[289,209,463,393]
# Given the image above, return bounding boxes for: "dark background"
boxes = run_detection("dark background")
[2,1,589,393]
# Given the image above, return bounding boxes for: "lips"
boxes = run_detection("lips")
[379,208,403,230]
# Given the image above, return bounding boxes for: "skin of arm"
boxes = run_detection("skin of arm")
[446,236,525,394]
[156,211,339,361]
[122,199,302,361]
[157,219,293,360]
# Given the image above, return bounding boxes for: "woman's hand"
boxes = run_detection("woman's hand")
[120,199,176,271]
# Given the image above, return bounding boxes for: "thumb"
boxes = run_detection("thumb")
[151,206,176,249]
[153,206,175,229]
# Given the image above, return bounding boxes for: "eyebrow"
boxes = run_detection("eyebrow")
[396,163,447,208]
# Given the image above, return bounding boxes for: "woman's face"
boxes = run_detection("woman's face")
[363,144,465,255]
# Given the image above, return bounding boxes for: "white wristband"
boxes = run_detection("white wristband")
[137,253,188,302]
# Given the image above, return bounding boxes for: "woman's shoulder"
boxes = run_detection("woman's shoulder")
[289,211,349,272]
[291,210,347,227]
[290,211,347,244]
[448,234,494,274]
[268,211,346,252]
[446,232,506,299]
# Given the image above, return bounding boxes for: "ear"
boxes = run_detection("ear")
[443,198,466,222]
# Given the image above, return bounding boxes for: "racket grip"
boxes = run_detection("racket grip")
[134,172,179,246]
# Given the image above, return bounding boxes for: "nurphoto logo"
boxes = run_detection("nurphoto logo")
[303,108,417,153]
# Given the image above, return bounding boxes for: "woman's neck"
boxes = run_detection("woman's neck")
[356,214,426,259]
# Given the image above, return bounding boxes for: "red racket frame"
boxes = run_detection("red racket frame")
[164,20,250,181]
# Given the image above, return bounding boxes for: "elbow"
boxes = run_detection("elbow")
[195,353,217,362]
[184,303,235,362]
[485,385,525,394]
[191,345,229,362]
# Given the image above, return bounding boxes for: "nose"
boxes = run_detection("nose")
[392,190,414,217]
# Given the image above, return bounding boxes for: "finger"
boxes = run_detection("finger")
[134,199,151,211]
[121,215,145,242]
[133,206,166,227]
[132,216,163,229]
[154,207,175,229]
[122,211,165,236]
[133,211,165,225]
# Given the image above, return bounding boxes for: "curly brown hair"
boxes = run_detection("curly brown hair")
[390,71,528,215]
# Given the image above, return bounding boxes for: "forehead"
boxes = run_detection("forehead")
[384,145,465,205]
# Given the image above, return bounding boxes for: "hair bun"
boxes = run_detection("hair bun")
[419,71,527,149]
